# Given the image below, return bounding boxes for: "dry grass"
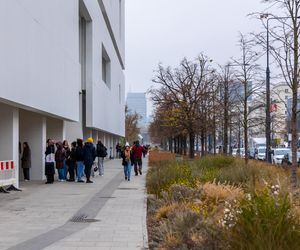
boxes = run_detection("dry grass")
[149,151,176,164]
[201,181,244,203]
[155,204,179,220]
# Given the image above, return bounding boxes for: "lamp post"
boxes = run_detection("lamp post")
[265,15,272,163]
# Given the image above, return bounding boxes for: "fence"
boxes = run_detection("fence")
[0,160,20,193]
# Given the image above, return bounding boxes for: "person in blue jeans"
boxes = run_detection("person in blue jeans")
[75,139,85,183]
[121,143,132,181]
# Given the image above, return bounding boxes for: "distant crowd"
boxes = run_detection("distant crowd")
[20,138,148,184]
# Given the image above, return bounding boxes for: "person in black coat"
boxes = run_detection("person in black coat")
[96,140,107,176]
[45,139,55,184]
[75,139,85,182]
[83,138,96,183]
[66,141,77,182]
[21,142,31,181]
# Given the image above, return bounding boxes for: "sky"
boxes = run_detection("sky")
[125,0,272,116]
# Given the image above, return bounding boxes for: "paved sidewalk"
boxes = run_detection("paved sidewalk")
[0,158,148,250]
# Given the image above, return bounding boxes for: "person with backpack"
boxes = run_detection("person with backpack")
[116,143,121,158]
[55,142,66,181]
[45,139,55,184]
[66,141,77,182]
[83,137,96,183]
[96,140,107,176]
[75,138,85,183]
[131,140,144,176]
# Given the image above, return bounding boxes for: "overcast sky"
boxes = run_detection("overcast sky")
[125,0,270,115]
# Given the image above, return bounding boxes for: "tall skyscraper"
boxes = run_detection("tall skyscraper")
[126,92,147,127]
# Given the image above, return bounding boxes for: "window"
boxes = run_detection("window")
[102,44,111,88]
[285,96,288,100]
[285,89,289,93]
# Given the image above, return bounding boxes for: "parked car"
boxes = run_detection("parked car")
[239,148,245,158]
[282,151,300,165]
[256,147,266,160]
[271,148,291,165]
[249,147,256,159]
[232,148,238,157]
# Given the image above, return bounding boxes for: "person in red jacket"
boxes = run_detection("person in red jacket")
[131,141,144,176]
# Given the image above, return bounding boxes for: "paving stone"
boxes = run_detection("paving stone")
[0,158,149,250]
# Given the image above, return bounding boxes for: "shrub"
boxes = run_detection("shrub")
[157,208,226,250]
[147,161,196,197]
[228,189,300,250]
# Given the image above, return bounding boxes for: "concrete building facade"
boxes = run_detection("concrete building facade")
[0,0,125,185]
[271,83,291,141]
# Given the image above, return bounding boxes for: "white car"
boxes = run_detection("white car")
[272,148,291,165]
[232,148,238,157]
[256,147,266,160]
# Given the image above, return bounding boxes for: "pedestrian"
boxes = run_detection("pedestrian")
[83,137,96,183]
[142,144,148,158]
[131,140,144,176]
[75,138,85,183]
[96,140,107,176]
[121,142,132,181]
[62,140,70,180]
[45,139,55,184]
[21,142,31,181]
[66,141,77,182]
[55,142,66,181]
[116,143,121,158]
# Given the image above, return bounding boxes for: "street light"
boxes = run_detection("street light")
[261,14,300,163]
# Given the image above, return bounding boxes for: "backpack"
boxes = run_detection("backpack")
[97,144,107,157]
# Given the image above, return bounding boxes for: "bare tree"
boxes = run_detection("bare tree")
[232,33,264,164]
[217,64,236,154]
[150,54,215,158]
[125,106,141,144]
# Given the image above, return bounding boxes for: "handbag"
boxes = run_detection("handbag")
[93,162,98,172]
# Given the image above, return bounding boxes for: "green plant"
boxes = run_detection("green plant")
[147,161,196,197]
[228,189,300,250]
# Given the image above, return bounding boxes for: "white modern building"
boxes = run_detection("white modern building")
[0,0,125,185]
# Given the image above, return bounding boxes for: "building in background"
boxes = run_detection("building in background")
[126,92,147,127]
[271,83,291,142]
[126,92,149,144]
[0,0,125,185]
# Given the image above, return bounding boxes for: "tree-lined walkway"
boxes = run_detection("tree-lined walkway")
[0,159,148,250]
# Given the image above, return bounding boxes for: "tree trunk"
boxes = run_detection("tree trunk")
[291,17,299,189]
[201,130,205,157]
[223,80,229,154]
[169,137,173,152]
[189,132,195,158]
[291,89,297,188]
[244,87,249,165]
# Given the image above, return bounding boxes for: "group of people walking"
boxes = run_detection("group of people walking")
[44,138,107,184]
[120,140,147,181]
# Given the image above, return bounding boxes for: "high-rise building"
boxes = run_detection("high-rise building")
[126,92,147,127]
[0,0,125,186]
